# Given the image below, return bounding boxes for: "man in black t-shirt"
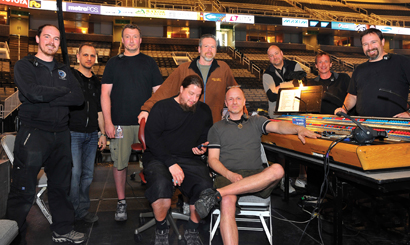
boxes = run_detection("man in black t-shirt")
[335,28,410,118]
[101,24,163,222]
[309,52,350,114]
[143,75,213,245]
[69,43,106,224]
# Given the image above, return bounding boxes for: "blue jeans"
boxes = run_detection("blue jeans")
[69,131,99,219]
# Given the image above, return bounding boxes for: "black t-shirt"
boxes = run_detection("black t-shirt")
[69,69,101,133]
[309,72,350,114]
[348,54,410,117]
[102,53,163,125]
[143,97,213,167]
[37,59,56,72]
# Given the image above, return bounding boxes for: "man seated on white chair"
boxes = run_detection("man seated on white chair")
[195,87,320,245]
[143,75,214,245]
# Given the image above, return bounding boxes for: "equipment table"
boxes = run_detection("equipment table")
[262,137,410,245]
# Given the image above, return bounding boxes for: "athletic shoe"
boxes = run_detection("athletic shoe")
[79,213,98,223]
[154,229,169,245]
[280,178,296,194]
[184,229,202,245]
[295,178,307,188]
[52,230,86,244]
[115,200,127,221]
[194,188,222,219]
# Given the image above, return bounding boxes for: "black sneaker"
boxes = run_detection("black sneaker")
[154,229,169,245]
[194,188,222,219]
[52,230,87,244]
[80,213,98,223]
[184,229,202,245]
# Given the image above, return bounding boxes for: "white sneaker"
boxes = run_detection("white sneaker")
[280,178,295,194]
[295,178,307,188]
[115,200,127,221]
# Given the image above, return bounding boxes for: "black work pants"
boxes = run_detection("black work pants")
[7,125,74,236]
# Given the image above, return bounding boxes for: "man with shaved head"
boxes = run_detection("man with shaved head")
[195,87,319,245]
[263,45,305,118]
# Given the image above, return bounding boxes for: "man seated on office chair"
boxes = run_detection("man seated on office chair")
[143,75,213,245]
[195,87,320,245]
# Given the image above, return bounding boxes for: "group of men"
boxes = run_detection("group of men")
[6,23,410,245]
[263,28,410,119]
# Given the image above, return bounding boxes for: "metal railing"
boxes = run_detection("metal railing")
[1,91,21,119]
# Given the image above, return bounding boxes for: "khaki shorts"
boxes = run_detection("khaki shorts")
[110,125,139,170]
[214,169,275,199]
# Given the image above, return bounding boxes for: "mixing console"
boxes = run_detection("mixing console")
[273,114,410,142]
[262,114,410,170]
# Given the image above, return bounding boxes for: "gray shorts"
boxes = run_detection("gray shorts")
[110,125,139,170]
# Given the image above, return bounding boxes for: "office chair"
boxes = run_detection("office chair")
[133,117,190,244]
[1,134,53,224]
[209,145,273,245]
[130,118,147,184]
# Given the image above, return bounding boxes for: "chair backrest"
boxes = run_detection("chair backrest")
[261,144,268,167]
[138,118,146,151]
[1,135,15,164]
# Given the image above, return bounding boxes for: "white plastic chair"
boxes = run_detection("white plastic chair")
[1,135,52,224]
[209,145,273,245]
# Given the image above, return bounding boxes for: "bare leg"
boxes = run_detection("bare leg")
[152,198,171,221]
[113,167,127,200]
[190,205,200,223]
[217,164,284,197]
[220,195,238,245]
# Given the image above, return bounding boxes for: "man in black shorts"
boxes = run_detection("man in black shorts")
[143,75,213,245]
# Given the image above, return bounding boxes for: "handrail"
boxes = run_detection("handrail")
[1,91,21,119]
[243,55,251,70]
[252,63,262,80]
[284,55,311,73]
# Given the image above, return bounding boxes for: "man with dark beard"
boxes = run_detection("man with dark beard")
[334,28,410,118]
[142,75,213,245]
[7,24,85,244]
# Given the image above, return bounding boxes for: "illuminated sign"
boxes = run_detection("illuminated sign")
[225,14,254,24]
[202,13,226,22]
[0,0,28,8]
[66,3,100,14]
[167,10,198,20]
[28,0,41,8]
[309,20,330,28]
[331,22,357,31]
[375,25,410,35]
[282,18,308,27]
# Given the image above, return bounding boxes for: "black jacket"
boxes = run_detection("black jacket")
[69,69,101,133]
[309,71,350,114]
[14,55,84,132]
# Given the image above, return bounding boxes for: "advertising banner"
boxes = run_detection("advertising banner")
[66,3,101,15]
[282,18,308,27]
[1,0,28,8]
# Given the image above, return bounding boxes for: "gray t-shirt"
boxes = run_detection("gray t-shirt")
[208,115,270,171]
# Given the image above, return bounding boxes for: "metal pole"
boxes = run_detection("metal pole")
[56,0,69,67]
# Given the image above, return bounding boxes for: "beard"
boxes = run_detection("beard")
[202,53,214,62]
[366,48,380,60]
[39,44,57,57]
[179,102,197,112]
